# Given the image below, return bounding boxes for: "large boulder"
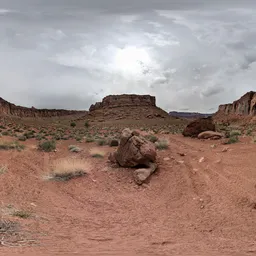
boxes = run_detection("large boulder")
[109,128,157,168]
[198,131,224,140]
[183,117,216,137]
[109,128,158,185]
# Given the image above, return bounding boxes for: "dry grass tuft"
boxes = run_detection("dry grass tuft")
[68,145,82,153]
[90,148,105,158]
[48,158,89,181]
[0,165,8,175]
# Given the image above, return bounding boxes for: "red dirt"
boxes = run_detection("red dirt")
[1,135,256,256]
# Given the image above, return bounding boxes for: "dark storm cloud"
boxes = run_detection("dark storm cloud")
[1,0,256,111]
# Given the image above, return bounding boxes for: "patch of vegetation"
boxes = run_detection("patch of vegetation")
[24,131,35,139]
[226,135,239,144]
[246,128,253,136]
[2,131,9,136]
[0,141,25,151]
[230,130,241,137]
[18,135,27,141]
[0,219,19,234]
[68,145,81,153]
[48,159,87,181]
[145,134,158,143]
[97,139,107,146]
[84,121,90,128]
[90,149,105,158]
[0,165,8,174]
[70,122,76,128]
[86,137,94,143]
[38,140,56,152]
[12,210,31,219]
[155,139,169,150]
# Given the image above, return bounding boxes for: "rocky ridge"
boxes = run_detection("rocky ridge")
[0,97,86,118]
[214,91,256,122]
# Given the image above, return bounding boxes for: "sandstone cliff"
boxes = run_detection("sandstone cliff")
[89,94,156,111]
[214,91,256,122]
[88,94,169,120]
[0,97,86,118]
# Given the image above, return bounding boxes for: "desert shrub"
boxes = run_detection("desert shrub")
[68,145,81,153]
[86,137,94,143]
[84,121,90,128]
[0,165,7,174]
[70,122,76,128]
[38,140,56,152]
[24,131,35,139]
[145,135,158,143]
[230,130,241,137]
[155,139,169,150]
[90,149,105,158]
[54,134,62,140]
[226,135,239,144]
[2,131,9,136]
[0,141,25,151]
[97,139,106,146]
[18,135,27,141]
[246,128,253,136]
[12,210,31,219]
[48,159,87,181]
[75,136,82,142]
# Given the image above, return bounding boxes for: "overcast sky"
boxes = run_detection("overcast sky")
[1,0,256,112]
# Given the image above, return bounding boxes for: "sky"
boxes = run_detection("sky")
[1,0,256,112]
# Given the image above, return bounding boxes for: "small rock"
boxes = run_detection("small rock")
[178,153,186,156]
[164,157,170,161]
[199,157,205,163]
[222,147,228,152]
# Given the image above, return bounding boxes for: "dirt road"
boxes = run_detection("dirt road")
[1,135,256,255]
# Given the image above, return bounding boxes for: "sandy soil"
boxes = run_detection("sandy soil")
[1,135,256,256]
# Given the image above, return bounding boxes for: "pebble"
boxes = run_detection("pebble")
[199,157,205,163]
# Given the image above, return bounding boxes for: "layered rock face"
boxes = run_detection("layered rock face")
[89,94,156,111]
[216,91,256,116]
[88,94,169,120]
[0,97,86,118]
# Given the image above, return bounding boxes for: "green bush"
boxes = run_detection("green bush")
[226,135,239,144]
[155,139,169,150]
[145,135,158,143]
[97,139,106,146]
[38,140,56,152]
[84,121,90,128]
[230,130,241,137]
[18,135,27,141]
[70,122,76,128]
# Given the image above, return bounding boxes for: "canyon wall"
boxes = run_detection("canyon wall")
[216,91,256,116]
[0,97,86,118]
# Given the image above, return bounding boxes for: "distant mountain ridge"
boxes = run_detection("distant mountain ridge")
[169,111,213,119]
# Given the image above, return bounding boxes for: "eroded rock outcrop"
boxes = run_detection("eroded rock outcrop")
[88,94,169,120]
[109,128,157,184]
[0,97,86,118]
[89,94,156,111]
[215,91,256,117]
[182,117,216,137]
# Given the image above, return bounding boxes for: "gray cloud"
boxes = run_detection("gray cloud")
[1,1,256,112]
